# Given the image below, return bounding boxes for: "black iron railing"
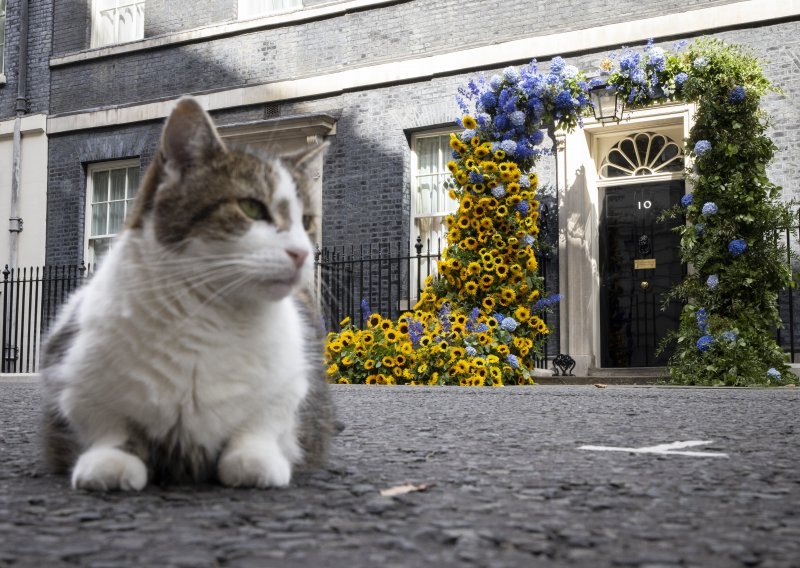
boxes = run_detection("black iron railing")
[1,264,93,373]
[314,237,555,369]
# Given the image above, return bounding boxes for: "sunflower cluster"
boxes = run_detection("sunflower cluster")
[326,61,573,386]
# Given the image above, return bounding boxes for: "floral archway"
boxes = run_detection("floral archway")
[325,38,799,387]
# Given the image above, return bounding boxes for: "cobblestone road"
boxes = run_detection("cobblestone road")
[1,382,798,567]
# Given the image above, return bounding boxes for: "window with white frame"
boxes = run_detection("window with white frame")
[412,131,458,253]
[0,0,6,77]
[91,0,145,48]
[86,161,139,265]
[238,0,302,19]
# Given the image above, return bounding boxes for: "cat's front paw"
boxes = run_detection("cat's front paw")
[218,445,292,488]
[72,447,148,491]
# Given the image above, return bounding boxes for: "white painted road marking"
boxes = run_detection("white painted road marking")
[579,440,729,458]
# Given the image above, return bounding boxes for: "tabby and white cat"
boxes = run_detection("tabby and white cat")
[40,97,335,491]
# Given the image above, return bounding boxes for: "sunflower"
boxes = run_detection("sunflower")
[500,288,517,304]
[495,264,509,278]
[481,161,499,173]
[361,334,375,345]
[526,256,539,271]
[326,363,339,376]
[385,330,398,342]
[480,274,494,288]
[462,115,477,129]
[337,377,351,385]
[515,306,531,322]
[382,356,395,367]
[447,161,459,173]
[494,150,506,161]
[368,314,382,328]
[364,359,375,370]
[482,297,496,311]
[458,217,470,229]
[328,340,343,353]
[366,375,378,384]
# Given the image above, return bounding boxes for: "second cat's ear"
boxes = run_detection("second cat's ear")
[160,97,226,169]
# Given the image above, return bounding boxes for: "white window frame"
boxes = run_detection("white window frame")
[409,128,458,299]
[91,0,145,48]
[238,0,303,20]
[84,159,140,266]
[0,0,6,80]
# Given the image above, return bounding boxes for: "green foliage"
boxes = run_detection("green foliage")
[652,39,798,385]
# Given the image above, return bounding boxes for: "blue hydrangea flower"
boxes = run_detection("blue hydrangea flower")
[522,234,535,247]
[696,335,714,352]
[530,129,545,146]
[728,239,747,257]
[532,294,562,312]
[647,46,666,71]
[681,194,693,207]
[516,200,530,216]
[500,139,517,155]
[767,368,782,381]
[469,171,485,184]
[503,66,521,84]
[519,175,531,188]
[694,140,712,155]
[476,112,492,128]
[696,308,708,333]
[693,57,708,69]
[562,65,579,79]
[549,56,566,75]
[489,75,503,91]
[554,90,574,109]
[706,274,719,289]
[492,184,507,199]
[480,91,497,110]
[465,346,477,357]
[701,202,718,216]
[509,110,526,127]
[493,312,505,324]
[729,85,746,103]
[506,354,520,369]
[675,72,689,87]
[721,331,738,342]
[494,114,510,131]
[501,317,518,332]
[632,69,647,85]
[460,129,476,142]
[695,223,706,236]
[476,323,488,333]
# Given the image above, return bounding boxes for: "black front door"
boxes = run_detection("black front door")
[599,182,684,367]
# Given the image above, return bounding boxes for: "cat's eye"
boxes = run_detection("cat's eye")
[238,199,270,222]
[302,214,314,232]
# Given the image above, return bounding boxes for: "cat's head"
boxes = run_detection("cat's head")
[128,96,325,301]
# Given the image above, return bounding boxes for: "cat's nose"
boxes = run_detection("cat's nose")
[286,248,308,270]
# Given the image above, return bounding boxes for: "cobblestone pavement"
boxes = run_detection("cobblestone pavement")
[1,382,798,567]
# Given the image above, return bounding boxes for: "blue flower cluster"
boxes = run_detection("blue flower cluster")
[408,318,424,348]
[360,299,372,324]
[767,368,782,381]
[696,308,708,333]
[729,85,746,103]
[697,335,714,352]
[455,56,591,168]
[681,193,693,207]
[728,239,747,257]
[694,140,712,155]
[701,202,718,216]
[706,274,719,289]
[506,354,520,369]
[531,293,562,313]
[501,317,519,332]
[610,40,674,106]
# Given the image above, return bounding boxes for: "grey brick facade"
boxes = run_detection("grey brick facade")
[1,0,795,347]
[0,0,52,117]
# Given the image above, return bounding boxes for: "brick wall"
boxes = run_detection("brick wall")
[49,0,744,113]
[0,0,52,119]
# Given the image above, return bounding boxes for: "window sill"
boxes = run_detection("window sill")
[50,0,406,68]
[0,74,6,86]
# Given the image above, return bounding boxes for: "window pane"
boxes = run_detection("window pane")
[108,201,125,234]
[92,171,109,203]
[127,167,139,198]
[92,203,108,237]
[416,137,438,176]
[0,9,5,76]
[90,238,113,265]
[110,169,126,200]
[416,175,435,215]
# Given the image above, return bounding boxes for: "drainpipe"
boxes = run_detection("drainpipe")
[9,0,30,270]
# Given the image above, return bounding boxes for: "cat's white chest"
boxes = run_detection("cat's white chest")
[61,279,310,453]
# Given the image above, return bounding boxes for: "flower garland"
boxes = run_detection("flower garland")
[325,37,799,387]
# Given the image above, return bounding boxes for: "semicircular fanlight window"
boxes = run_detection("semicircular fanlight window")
[600,132,684,179]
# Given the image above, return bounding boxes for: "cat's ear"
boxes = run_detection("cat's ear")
[283,141,329,172]
[160,97,226,169]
